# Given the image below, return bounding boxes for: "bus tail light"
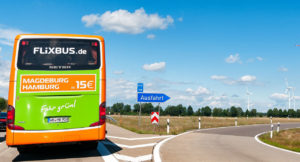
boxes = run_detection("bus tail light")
[91,42,98,46]
[90,102,106,127]
[7,105,24,130]
[21,41,29,46]
[99,102,106,125]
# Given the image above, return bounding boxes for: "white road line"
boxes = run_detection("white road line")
[153,125,246,162]
[97,142,119,162]
[254,127,300,156]
[153,123,296,162]
[103,141,156,149]
[153,131,192,162]
[114,153,152,162]
[106,135,173,140]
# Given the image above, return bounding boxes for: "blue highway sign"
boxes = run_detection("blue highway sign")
[137,83,143,92]
[137,93,170,103]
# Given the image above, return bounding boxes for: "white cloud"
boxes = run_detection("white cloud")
[0,58,11,98]
[174,95,196,102]
[0,26,25,46]
[203,95,242,108]
[270,93,300,102]
[247,57,263,63]
[178,17,183,22]
[256,56,263,61]
[270,93,288,101]
[211,74,258,85]
[145,83,153,87]
[113,70,124,75]
[186,86,211,96]
[225,53,241,64]
[211,75,227,80]
[105,77,252,110]
[0,47,2,53]
[147,34,155,39]
[211,74,236,85]
[81,14,100,27]
[232,94,239,98]
[279,66,288,72]
[143,62,166,71]
[204,95,228,102]
[82,8,174,34]
[107,78,136,102]
[269,92,300,109]
[239,75,256,82]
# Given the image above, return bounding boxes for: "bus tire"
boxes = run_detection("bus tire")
[82,141,98,150]
[17,146,30,154]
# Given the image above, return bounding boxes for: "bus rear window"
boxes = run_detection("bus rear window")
[17,38,100,70]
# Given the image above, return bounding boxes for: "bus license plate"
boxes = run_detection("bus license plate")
[48,117,69,123]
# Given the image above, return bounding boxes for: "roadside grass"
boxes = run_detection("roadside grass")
[107,115,300,135]
[259,128,300,153]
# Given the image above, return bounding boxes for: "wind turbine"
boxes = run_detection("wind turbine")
[246,87,252,112]
[285,79,293,110]
[292,87,296,110]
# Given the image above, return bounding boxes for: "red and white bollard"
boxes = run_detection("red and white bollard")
[199,117,201,129]
[167,119,170,134]
[235,117,238,127]
[270,124,274,139]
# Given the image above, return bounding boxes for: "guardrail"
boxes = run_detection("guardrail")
[107,115,118,123]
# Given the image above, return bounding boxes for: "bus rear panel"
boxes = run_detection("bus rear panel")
[6,34,106,146]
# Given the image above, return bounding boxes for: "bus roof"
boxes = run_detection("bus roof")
[15,34,104,42]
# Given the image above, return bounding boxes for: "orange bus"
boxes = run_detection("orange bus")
[6,34,106,153]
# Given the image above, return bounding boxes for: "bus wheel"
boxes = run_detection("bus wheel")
[17,146,31,154]
[82,141,98,150]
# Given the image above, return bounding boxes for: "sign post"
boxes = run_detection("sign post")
[158,103,161,117]
[151,112,159,124]
[137,83,143,93]
[137,93,170,103]
[137,83,143,127]
[136,83,170,127]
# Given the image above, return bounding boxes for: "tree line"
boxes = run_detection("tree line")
[0,97,7,112]
[107,102,264,117]
[267,108,300,118]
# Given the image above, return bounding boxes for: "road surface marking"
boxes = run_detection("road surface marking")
[106,135,173,140]
[153,125,245,162]
[153,124,280,162]
[114,153,152,162]
[103,141,156,148]
[97,142,119,162]
[153,131,192,162]
[254,128,300,156]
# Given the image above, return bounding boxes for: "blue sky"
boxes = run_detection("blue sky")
[1,0,300,112]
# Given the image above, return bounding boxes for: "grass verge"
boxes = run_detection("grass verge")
[107,115,300,135]
[259,128,300,153]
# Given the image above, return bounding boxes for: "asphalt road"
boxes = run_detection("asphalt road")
[160,123,300,162]
[1,123,299,161]
[0,131,106,162]
[0,123,171,162]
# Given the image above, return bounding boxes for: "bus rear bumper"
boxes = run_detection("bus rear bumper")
[6,124,106,146]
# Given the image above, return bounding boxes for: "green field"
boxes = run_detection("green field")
[108,115,300,135]
[259,128,300,152]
